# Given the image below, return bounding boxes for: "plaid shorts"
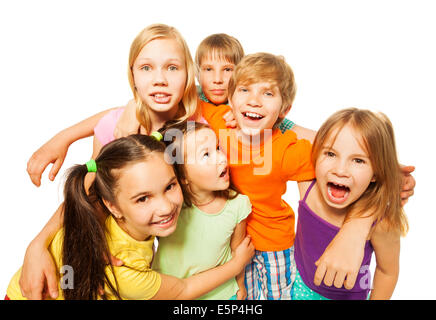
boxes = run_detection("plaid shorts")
[244,246,297,300]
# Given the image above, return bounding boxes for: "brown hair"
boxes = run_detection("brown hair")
[159,120,238,207]
[195,33,245,71]
[128,24,199,134]
[228,52,296,127]
[312,108,408,235]
[62,134,167,299]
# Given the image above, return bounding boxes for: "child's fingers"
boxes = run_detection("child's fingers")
[313,261,327,286]
[49,158,64,181]
[45,269,59,299]
[110,255,124,267]
[333,271,347,289]
[322,268,336,287]
[27,160,50,187]
[226,120,237,128]
[223,111,233,121]
[344,271,358,290]
[400,165,415,174]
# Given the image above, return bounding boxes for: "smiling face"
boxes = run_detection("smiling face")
[231,81,286,138]
[104,152,184,241]
[183,128,230,197]
[198,55,235,105]
[315,124,375,214]
[132,38,187,119]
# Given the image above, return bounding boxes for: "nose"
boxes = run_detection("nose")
[247,91,261,108]
[217,148,227,165]
[333,159,350,178]
[152,68,168,86]
[155,195,174,217]
[213,71,223,84]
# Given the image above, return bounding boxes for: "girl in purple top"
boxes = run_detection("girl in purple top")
[292,108,408,300]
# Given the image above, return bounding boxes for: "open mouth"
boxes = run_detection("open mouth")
[219,167,228,178]
[242,112,264,121]
[150,93,171,104]
[151,212,176,228]
[327,182,350,204]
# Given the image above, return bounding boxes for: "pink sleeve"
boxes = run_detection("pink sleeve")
[93,107,125,146]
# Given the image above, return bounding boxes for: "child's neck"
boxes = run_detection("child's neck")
[236,128,274,146]
[306,182,347,228]
[191,190,226,214]
[147,106,180,134]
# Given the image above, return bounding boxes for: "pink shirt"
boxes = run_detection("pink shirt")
[94,107,208,146]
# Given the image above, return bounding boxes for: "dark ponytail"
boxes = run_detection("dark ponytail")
[61,134,166,300]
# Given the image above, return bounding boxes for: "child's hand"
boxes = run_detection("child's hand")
[114,99,141,139]
[233,236,255,272]
[27,135,69,187]
[236,286,247,300]
[400,165,415,205]
[19,241,59,300]
[314,219,368,290]
[223,110,237,128]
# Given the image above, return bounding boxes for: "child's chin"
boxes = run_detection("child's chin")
[240,127,261,137]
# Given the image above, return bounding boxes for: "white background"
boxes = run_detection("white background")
[0,0,434,299]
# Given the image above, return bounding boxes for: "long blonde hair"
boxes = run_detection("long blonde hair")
[128,24,198,134]
[312,108,408,236]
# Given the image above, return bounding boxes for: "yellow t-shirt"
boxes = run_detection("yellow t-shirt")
[7,216,161,300]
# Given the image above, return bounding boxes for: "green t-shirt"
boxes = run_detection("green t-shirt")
[153,193,252,300]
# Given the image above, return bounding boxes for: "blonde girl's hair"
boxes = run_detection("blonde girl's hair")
[195,33,245,73]
[128,24,198,134]
[227,52,296,128]
[159,120,238,207]
[312,108,408,236]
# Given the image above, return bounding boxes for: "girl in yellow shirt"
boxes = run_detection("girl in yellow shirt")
[7,134,254,300]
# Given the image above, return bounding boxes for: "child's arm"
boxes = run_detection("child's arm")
[314,215,374,289]
[230,220,248,300]
[19,137,115,299]
[151,236,254,300]
[369,221,401,300]
[291,124,317,143]
[27,108,116,186]
[113,99,141,138]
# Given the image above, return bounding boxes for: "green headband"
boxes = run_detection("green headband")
[150,131,163,141]
[86,159,97,173]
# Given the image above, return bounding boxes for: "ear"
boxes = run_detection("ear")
[102,199,123,220]
[371,175,376,183]
[279,104,292,119]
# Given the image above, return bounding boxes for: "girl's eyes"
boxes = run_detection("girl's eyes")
[353,158,366,164]
[168,65,178,71]
[202,152,210,159]
[224,67,233,72]
[166,182,177,191]
[325,151,336,157]
[264,91,273,97]
[141,65,151,71]
[137,195,149,203]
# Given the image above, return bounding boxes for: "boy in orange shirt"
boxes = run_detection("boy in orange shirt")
[200,52,369,300]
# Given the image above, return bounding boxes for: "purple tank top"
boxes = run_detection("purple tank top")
[294,180,374,300]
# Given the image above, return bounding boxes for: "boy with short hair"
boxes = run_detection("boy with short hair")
[195,33,309,137]
[200,52,370,300]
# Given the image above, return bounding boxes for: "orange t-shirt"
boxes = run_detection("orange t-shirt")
[200,100,315,251]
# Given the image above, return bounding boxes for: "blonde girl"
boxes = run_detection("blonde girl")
[152,121,251,300]
[292,108,408,300]
[7,135,253,299]
[19,23,201,299]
